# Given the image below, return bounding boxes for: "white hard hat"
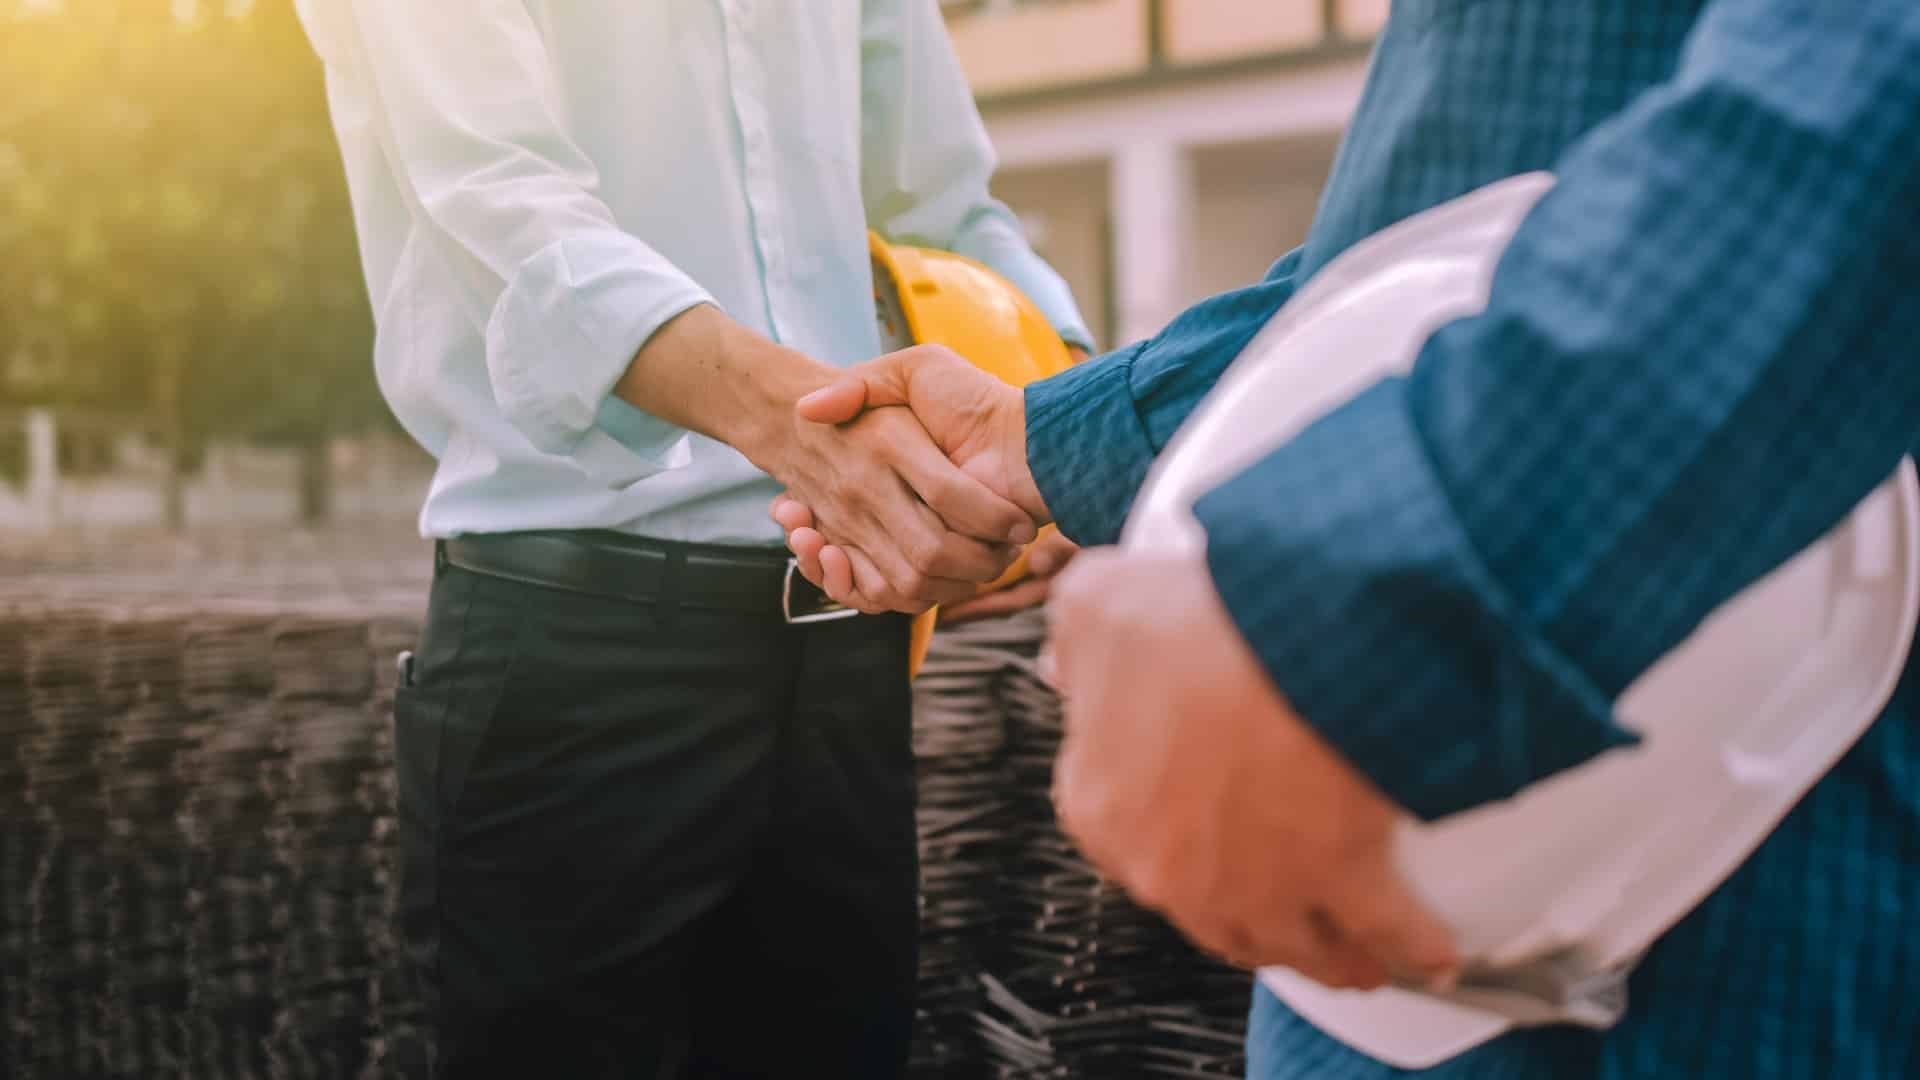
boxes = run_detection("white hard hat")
[1122,172,1920,1069]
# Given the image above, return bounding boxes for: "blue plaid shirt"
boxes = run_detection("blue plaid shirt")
[1024,2,1920,1077]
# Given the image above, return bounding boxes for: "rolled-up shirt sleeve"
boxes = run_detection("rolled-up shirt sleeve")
[859,0,1093,351]
[338,0,711,469]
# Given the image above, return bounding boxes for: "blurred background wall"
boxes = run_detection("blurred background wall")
[0,0,1376,538]
[949,0,1379,348]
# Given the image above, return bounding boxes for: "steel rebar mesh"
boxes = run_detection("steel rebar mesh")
[910,610,1250,1079]
[1,529,430,1079]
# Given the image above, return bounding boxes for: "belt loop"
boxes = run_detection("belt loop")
[433,540,448,578]
[656,547,686,634]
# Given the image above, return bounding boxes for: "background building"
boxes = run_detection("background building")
[949,0,1380,349]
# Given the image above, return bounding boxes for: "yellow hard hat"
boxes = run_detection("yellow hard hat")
[868,232,1078,677]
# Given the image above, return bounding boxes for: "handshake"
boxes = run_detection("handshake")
[763,344,1055,616]
[753,341,1459,995]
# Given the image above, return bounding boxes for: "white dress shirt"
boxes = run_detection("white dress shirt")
[294,0,1091,544]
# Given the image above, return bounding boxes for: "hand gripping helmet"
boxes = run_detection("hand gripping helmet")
[1122,173,1920,1068]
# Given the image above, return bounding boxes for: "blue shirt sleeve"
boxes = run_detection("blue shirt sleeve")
[1024,250,1306,545]
[1195,0,1920,819]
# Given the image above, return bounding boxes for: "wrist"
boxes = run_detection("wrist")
[997,389,1051,525]
[721,334,837,472]
[612,304,836,466]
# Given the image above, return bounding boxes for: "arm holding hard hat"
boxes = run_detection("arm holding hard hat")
[781,0,1920,984]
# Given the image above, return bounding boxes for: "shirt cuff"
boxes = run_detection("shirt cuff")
[485,232,712,474]
[1192,378,1637,821]
[1024,344,1158,546]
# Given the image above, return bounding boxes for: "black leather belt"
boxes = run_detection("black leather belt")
[439,530,858,623]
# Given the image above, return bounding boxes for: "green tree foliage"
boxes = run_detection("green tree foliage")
[0,0,382,481]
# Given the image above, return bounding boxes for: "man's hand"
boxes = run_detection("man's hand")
[939,528,1078,625]
[748,398,1035,613]
[769,344,1047,611]
[614,306,1035,613]
[770,502,1079,623]
[1047,548,1459,991]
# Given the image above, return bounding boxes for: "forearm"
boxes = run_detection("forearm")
[610,304,835,467]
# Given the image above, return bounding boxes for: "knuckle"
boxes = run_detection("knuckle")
[917,343,962,367]
[906,534,942,574]
[927,472,967,516]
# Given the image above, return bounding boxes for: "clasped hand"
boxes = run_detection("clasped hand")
[768,344,1046,613]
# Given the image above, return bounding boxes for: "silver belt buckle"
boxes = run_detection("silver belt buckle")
[783,558,862,624]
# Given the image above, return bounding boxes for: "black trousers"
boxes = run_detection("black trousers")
[394,558,919,1078]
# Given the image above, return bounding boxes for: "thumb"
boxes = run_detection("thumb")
[795,377,870,424]
[1325,858,1459,991]
[796,356,914,424]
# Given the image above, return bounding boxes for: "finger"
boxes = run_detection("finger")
[788,527,827,586]
[1051,730,1131,882]
[889,490,1020,584]
[937,578,1049,626]
[888,429,1036,545]
[845,527,975,612]
[1026,530,1078,578]
[1323,861,1459,989]
[1043,606,1081,701]
[916,524,1022,584]
[1196,923,1265,972]
[795,356,914,424]
[867,486,1009,605]
[794,377,871,425]
[842,547,901,615]
[1036,642,1060,689]
[818,544,856,605]
[1045,551,1108,664]
[1043,553,1122,718]
[1304,910,1395,990]
[770,495,814,532]
[1178,909,1377,988]
[1211,918,1383,986]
